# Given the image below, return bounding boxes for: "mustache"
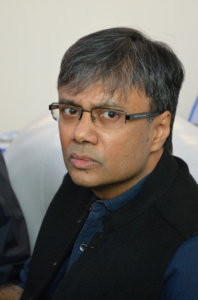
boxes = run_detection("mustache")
[66,145,103,162]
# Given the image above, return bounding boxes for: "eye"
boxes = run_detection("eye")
[103,110,119,119]
[63,107,78,115]
[59,105,80,118]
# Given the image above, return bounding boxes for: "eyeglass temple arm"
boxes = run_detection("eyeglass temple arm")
[126,112,159,120]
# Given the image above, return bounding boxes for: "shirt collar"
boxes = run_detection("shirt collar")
[102,175,150,212]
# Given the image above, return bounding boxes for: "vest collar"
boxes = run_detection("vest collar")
[103,150,178,231]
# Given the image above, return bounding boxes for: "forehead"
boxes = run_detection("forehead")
[58,84,150,111]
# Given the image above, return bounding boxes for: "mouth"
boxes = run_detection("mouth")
[70,153,99,169]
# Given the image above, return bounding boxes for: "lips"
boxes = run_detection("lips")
[70,153,99,168]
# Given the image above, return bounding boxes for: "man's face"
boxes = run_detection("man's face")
[58,84,158,199]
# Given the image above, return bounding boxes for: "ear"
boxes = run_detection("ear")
[150,111,171,153]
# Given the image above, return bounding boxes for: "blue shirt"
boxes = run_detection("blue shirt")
[20,176,198,299]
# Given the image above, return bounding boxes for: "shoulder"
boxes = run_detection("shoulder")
[160,234,198,300]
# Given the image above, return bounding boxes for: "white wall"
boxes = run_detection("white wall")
[1,0,198,133]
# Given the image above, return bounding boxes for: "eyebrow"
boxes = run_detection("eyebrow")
[58,98,125,109]
[59,98,77,106]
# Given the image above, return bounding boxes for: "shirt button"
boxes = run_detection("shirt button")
[80,243,87,252]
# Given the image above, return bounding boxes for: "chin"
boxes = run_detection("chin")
[69,171,97,188]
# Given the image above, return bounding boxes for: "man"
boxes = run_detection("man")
[1,27,198,299]
[0,151,30,285]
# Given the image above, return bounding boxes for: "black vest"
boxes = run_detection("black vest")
[21,151,198,300]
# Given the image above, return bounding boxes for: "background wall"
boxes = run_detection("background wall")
[1,0,198,133]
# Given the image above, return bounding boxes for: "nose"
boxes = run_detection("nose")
[72,111,98,144]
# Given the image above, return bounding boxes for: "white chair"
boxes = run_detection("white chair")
[4,112,66,252]
[4,114,198,252]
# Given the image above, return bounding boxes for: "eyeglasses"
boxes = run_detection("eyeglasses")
[49,102,159,129]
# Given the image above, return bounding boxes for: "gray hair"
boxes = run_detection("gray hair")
[58,27,185,153]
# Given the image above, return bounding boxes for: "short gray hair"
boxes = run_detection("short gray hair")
[58,27,185,153]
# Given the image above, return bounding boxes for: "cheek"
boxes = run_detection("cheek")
[103,126,150,166]
[99,131,132,164]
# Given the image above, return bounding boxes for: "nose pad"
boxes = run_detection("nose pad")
[92,115,96,122]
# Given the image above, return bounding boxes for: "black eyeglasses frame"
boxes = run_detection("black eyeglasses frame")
[49,102,159,123]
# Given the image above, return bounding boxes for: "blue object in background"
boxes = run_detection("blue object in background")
[0,132,18,153]
[189,96,198,126]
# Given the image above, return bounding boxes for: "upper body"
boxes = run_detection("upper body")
[0,151,30,285]
[1,27,196,299]
[20,151,198,300]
